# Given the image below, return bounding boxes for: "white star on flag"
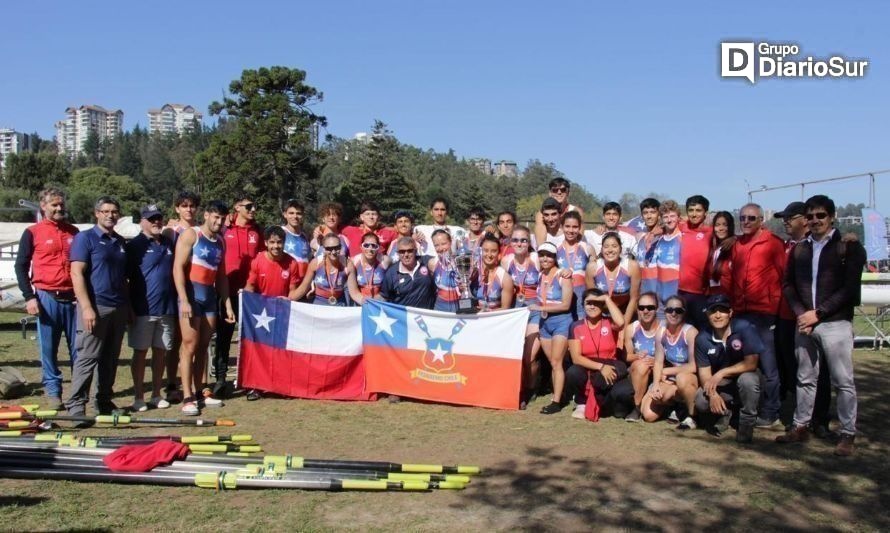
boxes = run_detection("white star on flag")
[285,241,296,251]
[370,308,397,336]
[430,342,449,363]
[252,308,275,332]
[198,247,210,258]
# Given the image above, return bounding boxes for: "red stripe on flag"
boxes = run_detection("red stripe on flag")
[364,345,520,410]
[239,339,375,401]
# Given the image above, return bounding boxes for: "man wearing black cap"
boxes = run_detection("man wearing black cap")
[774,202,832,437]
[125,205,177,411]
[693,294,763,442]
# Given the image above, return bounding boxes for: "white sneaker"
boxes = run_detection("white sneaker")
[131,399,148,412]
[572,405,586,419]
[201,396,224,408]
[667,410,680,424]
[149,396,170,409]
[678,416,697,430]
[181,401,199,416]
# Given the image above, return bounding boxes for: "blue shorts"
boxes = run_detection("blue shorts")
[527,310,541,326]
[539,312,572,340]
[434,300,458,313]
[186,284,218,317]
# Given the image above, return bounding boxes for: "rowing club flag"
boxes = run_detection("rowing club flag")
[362,300,528,410]
[238,291,374,400]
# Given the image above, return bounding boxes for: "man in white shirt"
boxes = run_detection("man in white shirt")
[414,197,465,254]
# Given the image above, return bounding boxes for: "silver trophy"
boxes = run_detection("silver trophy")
[453,252,477,314]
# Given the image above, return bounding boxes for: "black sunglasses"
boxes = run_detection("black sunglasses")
[805,212,829,220]
[584,300,603,306]
[324,245,342,252]
[638,305,657,312]
[707,305,731,314]
[397,249,416,255]
[664,307,685,315]
[739,215,759,222]
[550,186,568,193]
[240,203,256,211]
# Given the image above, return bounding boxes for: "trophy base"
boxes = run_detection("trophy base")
[456,297,478,314]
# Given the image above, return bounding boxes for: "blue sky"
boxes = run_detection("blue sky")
[2,1,888,212]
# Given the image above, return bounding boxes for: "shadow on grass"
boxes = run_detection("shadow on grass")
[0,495,48,507]
[457,356,890,530]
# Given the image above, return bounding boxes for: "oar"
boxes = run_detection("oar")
[0,447,470,489]
[0,465,433,491]
[0,410,235,427]
[0,452,466,487]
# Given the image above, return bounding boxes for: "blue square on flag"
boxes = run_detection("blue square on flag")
[362,300,407,347]
[241,291,290,349]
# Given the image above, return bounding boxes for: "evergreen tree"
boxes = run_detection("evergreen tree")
[336,121,419,220]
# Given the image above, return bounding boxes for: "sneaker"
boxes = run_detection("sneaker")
[45,396,64,411]
[755,417,781,429]
[165,388,182,404]
[95,402,119,416]
[212,380,228,399]
[201,388,224,408]
[246,389,262,401]
[775,425,810,444]
[834,434,855,456]
[148,397,170,409]
[181,401,199,416]
[572,405,586,419]
[736,423,754,443]
[625,407,642,423]
[666,410,680,424]
[131,399,148,412]
[812,424,835,440]
[677,416,697,430]
[540,401,564,415]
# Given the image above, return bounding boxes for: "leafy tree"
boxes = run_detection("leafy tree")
[195,66,327,224]
[336,121,419,221]
[2,152,70,195]
[105,132,143,182]
[142,133,180,204]
[0,187,36,222]
[66,167,147,223]
[81,130,102,166]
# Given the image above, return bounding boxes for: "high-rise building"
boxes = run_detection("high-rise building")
[0,128,31,168]
[147,104,203,135]
[471,158,493,176]
[54,105,123,156]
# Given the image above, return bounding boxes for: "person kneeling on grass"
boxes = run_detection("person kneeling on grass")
[242,226,302,401]
[564,288,629,420]
[640,294,699,428]
[693,294,762,442]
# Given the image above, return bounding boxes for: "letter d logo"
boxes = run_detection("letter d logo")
[721,42,755,84]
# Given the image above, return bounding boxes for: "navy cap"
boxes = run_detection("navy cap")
[705,293,732,312]
[141,204,163,219]
[774,202,806,219]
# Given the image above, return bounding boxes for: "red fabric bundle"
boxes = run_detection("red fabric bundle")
[102,440,190,472]
[584,378,601,422]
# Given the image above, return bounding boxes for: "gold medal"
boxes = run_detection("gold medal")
[328,295,338,305]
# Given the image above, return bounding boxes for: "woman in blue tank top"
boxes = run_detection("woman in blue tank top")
[426,230,460,313]
[293,234,348,306]
[622,292,662,422]
[533,242,575,415]
[640,294,699,427]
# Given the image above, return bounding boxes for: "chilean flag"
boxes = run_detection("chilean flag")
[238,292,374,400]
[362,300,527,410]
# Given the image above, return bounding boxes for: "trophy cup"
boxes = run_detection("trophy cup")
[454,252,478,314]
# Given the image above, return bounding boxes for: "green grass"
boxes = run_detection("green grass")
[1,310,889,531]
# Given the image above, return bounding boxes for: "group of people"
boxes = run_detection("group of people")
[15,178,866,456]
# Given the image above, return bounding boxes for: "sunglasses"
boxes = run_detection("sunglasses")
[240,203,256,211]
[147,216,163,223]
[664,307,685,315]
[739,215,759,222]
[361,242,380,250]
[638,305,657,312]
[397,249,416,255]
[805,212,830,220]
[511,237,529,244]
[707,305,731,314]
[584,300,603,306]
[550,186,568,193]
[324,245,342,252]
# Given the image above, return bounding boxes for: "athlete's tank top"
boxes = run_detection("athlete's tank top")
[474,266,507,310]
[592,256,632,310]
[662,323,693,366]
[352,256,386,297]
[631,320,660,358]
[556,241,589,288]
[188,227,224,288]
[506,253,541,308]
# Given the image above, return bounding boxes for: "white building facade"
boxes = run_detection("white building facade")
[54,105,124,156]
[147,104,202,135]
